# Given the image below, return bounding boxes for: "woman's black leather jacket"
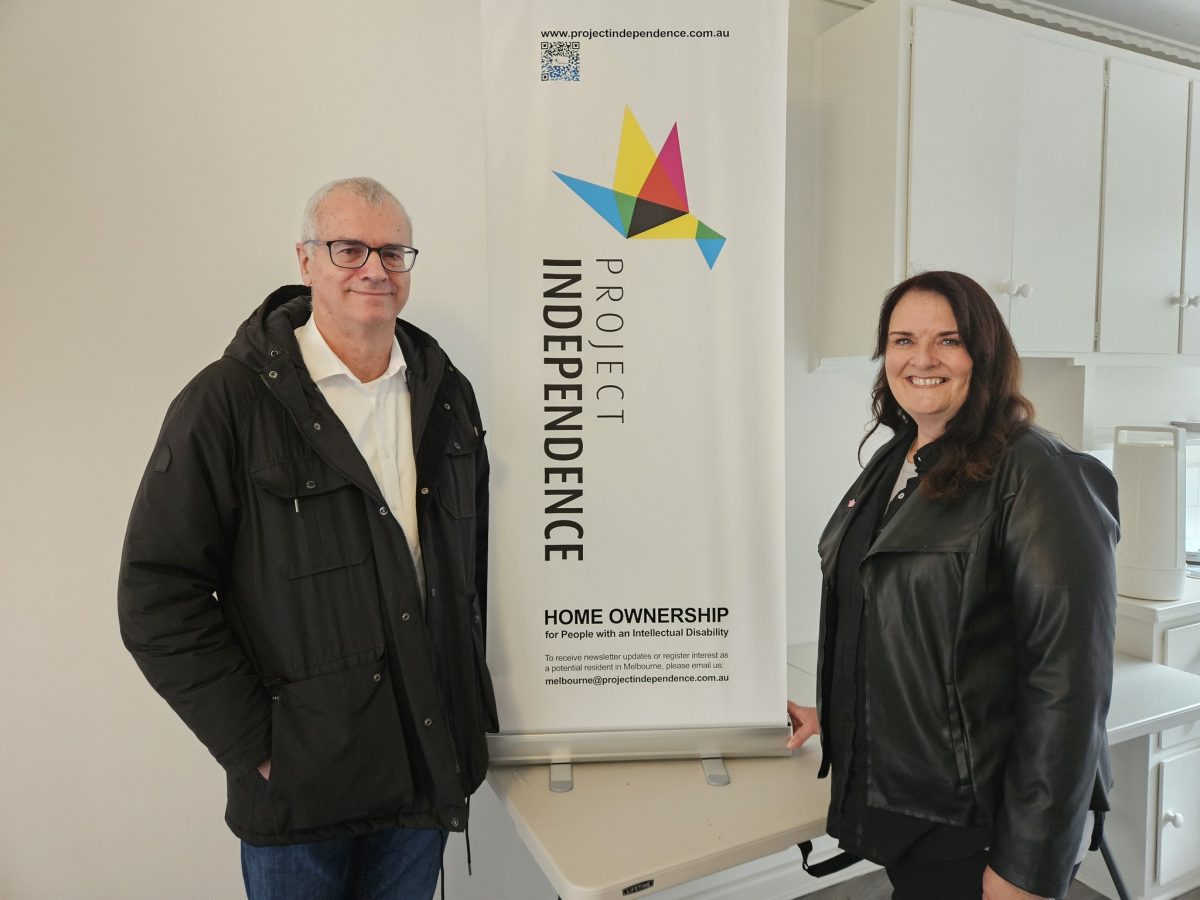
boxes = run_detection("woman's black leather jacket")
[816,425,1119,898]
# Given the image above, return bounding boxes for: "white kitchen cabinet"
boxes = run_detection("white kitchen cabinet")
[1182,83,1200,356]
[908,7,1103,354]
[818,0,1200,365]
[1098,60,1189,354]
[1081,585,1200,900]
[1083,733,1200,900]
[1008,40,1105,354]
[1158,747,1200,885]
[906,6,1018,310]
[818,0,1104,361]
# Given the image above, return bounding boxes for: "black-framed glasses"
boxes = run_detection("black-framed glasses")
[306,239,419,273]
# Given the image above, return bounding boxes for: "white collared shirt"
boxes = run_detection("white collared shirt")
[294,315,425,598]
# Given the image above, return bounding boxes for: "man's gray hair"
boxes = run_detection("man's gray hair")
[300,177,412,246]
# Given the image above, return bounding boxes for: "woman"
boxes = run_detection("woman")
[787,271,1118,900]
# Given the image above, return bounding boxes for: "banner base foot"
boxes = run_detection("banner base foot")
[549,762,573,792]
[701,757,730,786]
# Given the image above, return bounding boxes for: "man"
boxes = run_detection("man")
[119,177,496,899]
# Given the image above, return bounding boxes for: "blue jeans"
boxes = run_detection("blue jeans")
[241,827,447,900]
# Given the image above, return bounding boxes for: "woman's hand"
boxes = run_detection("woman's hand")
[786,701,820,750]
[982,865,1048,900]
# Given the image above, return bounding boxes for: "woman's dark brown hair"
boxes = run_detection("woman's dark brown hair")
[860,270,1035,501]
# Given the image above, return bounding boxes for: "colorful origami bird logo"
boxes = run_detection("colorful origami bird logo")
[553,107,727,269]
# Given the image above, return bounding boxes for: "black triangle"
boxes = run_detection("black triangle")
[627,197,686,237]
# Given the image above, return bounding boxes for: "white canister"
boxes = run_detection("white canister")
[1114,426,1186,601]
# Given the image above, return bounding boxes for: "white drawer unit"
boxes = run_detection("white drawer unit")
[1081,584,1200,899]
[1162,621,1200,749]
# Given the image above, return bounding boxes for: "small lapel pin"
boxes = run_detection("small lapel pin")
[847,499,856,508]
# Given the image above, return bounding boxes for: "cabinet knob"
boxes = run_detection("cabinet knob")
[1170,295,1186,306]
[1015,283,1032,299]
[999,280,1018,296]
[1188,295,1200,309]
[1164,811,1186,829]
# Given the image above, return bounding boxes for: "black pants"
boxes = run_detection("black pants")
[886,853,1082,900]
[885,850,989,900]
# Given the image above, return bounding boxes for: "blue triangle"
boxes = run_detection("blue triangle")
[696,237,726,269]
[554,172,627,236]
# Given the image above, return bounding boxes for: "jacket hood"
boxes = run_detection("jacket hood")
[223,284,443,377]
[222,285,310,369]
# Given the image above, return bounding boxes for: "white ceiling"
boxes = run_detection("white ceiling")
[839,0,1200,68]
[1039,0,1200,50]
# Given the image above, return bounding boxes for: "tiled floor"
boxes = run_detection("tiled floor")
[800,869,1200,899]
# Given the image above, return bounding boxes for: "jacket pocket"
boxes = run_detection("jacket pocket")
[251,457,371,578]
[267,652,411,833]
[437,427,484,520]
[944,682,971,788]
[454,607,496,792]
[225,764,276,839]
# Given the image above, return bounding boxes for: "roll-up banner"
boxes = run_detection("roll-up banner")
[480,0,789,763]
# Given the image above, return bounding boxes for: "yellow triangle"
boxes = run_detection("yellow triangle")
[613,108,658,198]
[632,213,699,240]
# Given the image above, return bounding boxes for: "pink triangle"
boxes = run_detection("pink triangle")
[656,124,689,212]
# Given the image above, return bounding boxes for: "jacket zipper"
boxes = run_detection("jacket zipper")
[258,364,469,799]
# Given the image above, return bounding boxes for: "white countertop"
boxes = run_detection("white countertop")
[788,641,1200,745]
[487,665,826,900]
[1107,652,1200,743]
[488,645,1200,899]
[1116,576,1200,624]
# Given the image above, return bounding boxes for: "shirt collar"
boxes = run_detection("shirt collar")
[294,313,407,386]
[912,439,942,476]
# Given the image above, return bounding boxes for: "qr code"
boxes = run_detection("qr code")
[541,41,580,82]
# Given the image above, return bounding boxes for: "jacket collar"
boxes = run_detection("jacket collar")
[819,428,985,578]
[221,286,446,502]
[866,437,983,558]
[912,439,941,477]
[818,427,913,579]
[222,285,437,376]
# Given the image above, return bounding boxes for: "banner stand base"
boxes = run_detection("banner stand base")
[701,757,731,786]
[488,725,792,767]
[549,763,573,793]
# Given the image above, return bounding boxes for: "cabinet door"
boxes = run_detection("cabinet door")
[1008,37,1104,354]
[908,9,1103,354]
[1183,82,1200,356]
[908,6,1018,310]
[1099,59,1189,354]
[1158,746,1200,884]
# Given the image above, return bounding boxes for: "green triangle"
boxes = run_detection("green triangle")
[615,192,638,234]
[696,221,723,241]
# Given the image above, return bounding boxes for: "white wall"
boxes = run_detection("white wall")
[8,1,1194,897]
[0,2,505,896]
[784,2,880,641]
[1083,366,1200,447]
[0,0,916,897]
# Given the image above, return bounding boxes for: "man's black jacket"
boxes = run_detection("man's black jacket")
[119,286,497,845]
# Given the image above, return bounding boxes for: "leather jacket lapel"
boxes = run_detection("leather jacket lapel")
[819,428,914,579]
